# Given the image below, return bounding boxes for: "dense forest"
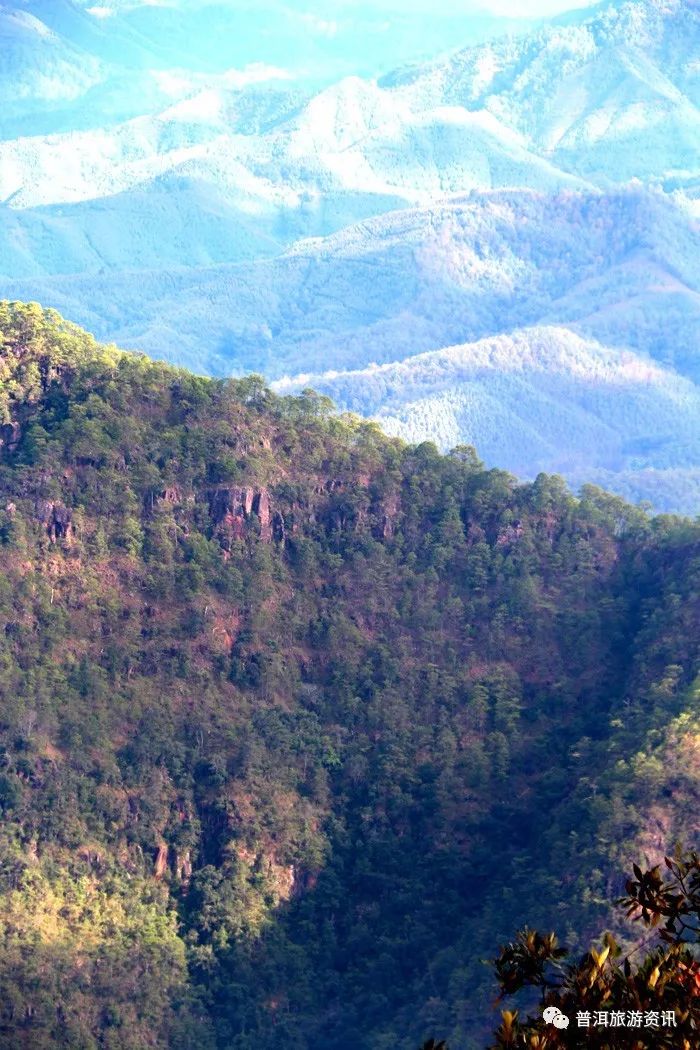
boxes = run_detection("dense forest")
[0,301,698,1049]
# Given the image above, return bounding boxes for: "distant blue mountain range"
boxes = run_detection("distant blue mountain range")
[0,0,699,512]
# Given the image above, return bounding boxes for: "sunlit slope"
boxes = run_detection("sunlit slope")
[0,6,103,116]
[388,0,700,183]
[273,325,700,514]
[4,186,693,374]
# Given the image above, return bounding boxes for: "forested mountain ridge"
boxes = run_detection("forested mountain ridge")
[0,302,698,1049]
[2,0,700,512]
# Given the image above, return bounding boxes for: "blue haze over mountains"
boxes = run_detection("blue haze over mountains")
[1,0,699,512]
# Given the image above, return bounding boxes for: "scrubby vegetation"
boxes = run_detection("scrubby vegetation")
[0,301,697,1049]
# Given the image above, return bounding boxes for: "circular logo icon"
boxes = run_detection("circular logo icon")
[543,1006,570,1030]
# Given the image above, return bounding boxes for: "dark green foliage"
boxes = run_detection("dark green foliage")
[0,302,697,1049]
[491,850,700,1048]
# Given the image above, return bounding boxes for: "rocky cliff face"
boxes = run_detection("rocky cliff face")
[207,485,277,547]
[200,481,403,551]
[35,499,73,543]
[1,330,588,570]
[0,422,22,455]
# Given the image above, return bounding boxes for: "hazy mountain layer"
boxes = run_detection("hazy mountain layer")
[3,180,698,509]
[1,0,699,510]
[388,0,700,183]
[273,325,700,514]
[5,186,697,370]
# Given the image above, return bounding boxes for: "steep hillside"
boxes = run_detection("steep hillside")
[0,6,103,115]
[68,0,537,81]
[7,0,700,211]
[0,0,537,138]
[0,1,181,139]
[389,0,700,182]
[0,177,288,278]
[0,303,698,1049]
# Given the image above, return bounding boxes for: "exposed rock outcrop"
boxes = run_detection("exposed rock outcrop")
[209,486,254,523]
[374,492,401,540]
[0,422,21,456]
[208,487,254,549]
[235,844,300,904]
[496,520,524,548]
[175,850,193,883]
[319,479,344,494]
[35,500,73,543]
[253,489,271,541]
[154,840,169,879]
[202,479,404,548]
[159,487,183,505]
[272,511,286,544]
[77,844,105,871]
[208,486,278,546]
[146,486,196,514]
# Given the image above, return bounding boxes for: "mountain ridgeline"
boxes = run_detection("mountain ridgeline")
[0,302,698,1049]
[1,0,700,513]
